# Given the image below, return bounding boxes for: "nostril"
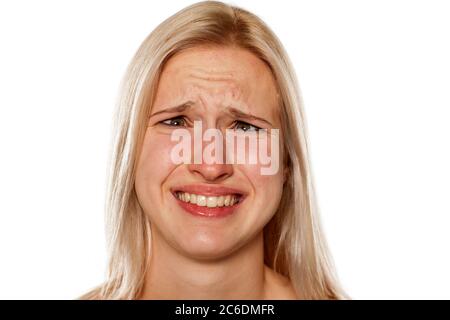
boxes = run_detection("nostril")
[187,163,234,182]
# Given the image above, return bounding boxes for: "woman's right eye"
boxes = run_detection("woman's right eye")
[160,116,187,127]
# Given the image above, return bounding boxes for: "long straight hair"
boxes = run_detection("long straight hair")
[79,0,349,300]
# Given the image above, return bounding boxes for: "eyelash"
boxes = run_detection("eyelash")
[160,116,187,127]
[160,116,262,132]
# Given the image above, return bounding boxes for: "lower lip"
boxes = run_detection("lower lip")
[173,194,243,218]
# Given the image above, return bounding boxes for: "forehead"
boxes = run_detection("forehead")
[153,46,280,120]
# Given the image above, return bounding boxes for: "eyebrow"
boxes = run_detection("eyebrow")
[149,101,273,126]
[149,101,195,117]
[225,107,273,127]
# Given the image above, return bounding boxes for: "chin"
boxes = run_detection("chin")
[177,232,237,260]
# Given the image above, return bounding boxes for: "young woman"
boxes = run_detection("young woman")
[79,0,348,300]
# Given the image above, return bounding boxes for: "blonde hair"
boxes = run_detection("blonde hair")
[79,0,349,300]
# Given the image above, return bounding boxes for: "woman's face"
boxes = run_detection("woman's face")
[135,45,285,260]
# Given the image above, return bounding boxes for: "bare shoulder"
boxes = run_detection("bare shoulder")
[263,266,298,299]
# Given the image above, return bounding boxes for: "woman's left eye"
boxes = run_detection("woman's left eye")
[233,120,262,132]
[160,116,187,127]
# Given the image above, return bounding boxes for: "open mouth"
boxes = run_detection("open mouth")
[170,185,246,217]
[173,191,243,207]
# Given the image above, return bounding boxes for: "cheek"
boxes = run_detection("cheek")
[240,134,284,200]
[135,130,177,202]
[240,162,284,217]
[246,165,283,194]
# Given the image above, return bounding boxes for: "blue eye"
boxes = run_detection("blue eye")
[233,120,261,132]
[161,116,187,127]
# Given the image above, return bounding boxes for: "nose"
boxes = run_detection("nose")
[185,119,235,182]
[187,162,234,182]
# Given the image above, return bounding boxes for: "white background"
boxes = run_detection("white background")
[0,0,449,299]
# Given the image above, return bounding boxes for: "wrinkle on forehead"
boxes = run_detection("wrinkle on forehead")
[182,75,250,113]
[153,46,280,122]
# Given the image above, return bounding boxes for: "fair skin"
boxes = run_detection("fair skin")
[135,45,297,299]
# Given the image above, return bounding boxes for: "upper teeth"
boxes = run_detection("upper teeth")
[175,192,239,207]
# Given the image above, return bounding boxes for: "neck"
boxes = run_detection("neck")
[138,228,270,299]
